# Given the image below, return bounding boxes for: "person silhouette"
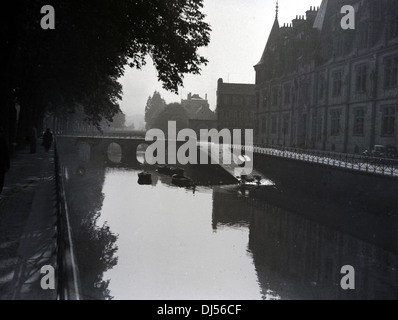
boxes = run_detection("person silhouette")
[0,127,10,195]
[43,128,54,152]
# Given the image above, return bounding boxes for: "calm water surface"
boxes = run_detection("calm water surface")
[98,169,265,300]
[59,137,398,300]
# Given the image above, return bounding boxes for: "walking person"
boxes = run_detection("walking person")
[42,128,53,152]
[0,127,10,195]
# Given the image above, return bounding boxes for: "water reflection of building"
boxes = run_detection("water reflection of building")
[211,188,252,231]
[211,187,398,299]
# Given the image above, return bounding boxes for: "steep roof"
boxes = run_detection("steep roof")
[255,16,280,67]
[313,0,329,30]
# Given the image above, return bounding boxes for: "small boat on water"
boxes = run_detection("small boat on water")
[241,175,256,183]
[171,174,193,187]
[238,174,275,189]
[138,171,152,185]
[157,165,184,176]
[169,167,184,175]
[157,165,170,174]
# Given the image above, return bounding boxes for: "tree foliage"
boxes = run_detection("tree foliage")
[151,102,189,133]
[109,111,126,129]
[1,0,211,135]
[145,91,166,130]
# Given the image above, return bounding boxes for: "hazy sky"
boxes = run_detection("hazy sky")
[119,0,321,119]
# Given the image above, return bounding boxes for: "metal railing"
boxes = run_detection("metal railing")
[54,138,82,300]
[232,143,398,177]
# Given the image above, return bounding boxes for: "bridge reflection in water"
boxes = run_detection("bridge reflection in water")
[56,136,398,300]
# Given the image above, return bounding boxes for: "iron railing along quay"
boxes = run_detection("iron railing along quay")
[233,144,398,177]
[54,138,81,300]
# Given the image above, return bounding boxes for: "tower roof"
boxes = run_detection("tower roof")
[313,0,329,30]
[255,15,280,67]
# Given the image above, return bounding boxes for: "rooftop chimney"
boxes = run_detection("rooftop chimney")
[292,15,306,28]
[306,6,318,23]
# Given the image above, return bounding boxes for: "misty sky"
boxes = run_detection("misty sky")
[119,0,321,120]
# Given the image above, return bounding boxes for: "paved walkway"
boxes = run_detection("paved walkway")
[0,145,57,300]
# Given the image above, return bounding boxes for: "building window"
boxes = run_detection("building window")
[271,115,278,134]
[245,96,250,106]
[384,56,398,89]
[388,10,398,39]
[284,84,291,105]
[224,95,231,105]
[355,64,367,93]
[300,81,311,104]
[256,93,260,109]
[335,37,344,56]
[317,116,323,141]
[233,95,242,106]
[330,110,341,136]
[311,114,317,141]
[353,108,365,136]
[262,91,268,108]
[311,114,323,141]
[318,76,325,100]
[282,114,290,135]
[302,114,308,140]
[272,88,279,106]
[359,26,369,49]
[332,71,342,97]
[381,105,396,136]
[261,117,267,134]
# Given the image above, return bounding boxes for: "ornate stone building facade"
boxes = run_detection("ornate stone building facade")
[255,0,398,154]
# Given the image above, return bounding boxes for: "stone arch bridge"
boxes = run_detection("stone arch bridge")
[57,135,189,166]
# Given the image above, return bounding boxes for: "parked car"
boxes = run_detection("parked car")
[363,145,398,165]
[386,145,397,159]
[371,145,386,158]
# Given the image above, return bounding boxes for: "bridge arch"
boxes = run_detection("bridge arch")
[136,143,150,164]
[107,142,122,164]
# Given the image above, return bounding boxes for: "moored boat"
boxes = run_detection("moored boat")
[171,174,193,187]
[138,171,152,185]
[157,165,184,176]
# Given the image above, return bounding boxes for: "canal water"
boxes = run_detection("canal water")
[57,137,398,300]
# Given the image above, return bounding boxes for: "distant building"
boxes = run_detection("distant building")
[255,0,398,153]
[216,78,256,134]
[181,93,217,136]
[181,93,216,120]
